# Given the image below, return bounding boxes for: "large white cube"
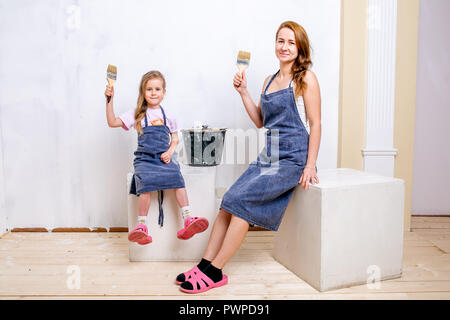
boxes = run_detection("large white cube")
[273,168,405,292]
[127,163,217,261]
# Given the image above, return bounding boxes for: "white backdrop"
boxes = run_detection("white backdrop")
[0,0,340,230]
[412,0,450,215]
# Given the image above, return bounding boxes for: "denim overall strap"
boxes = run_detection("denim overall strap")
[144,109,148,127]
[158,106,168,227]
[264,70,280,95]
[159,106,168,127]
[158,190,164,226]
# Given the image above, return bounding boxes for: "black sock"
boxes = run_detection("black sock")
[180,263,223,291]
[197,258,211,271]
[176,258,210,283]
[202,263,223,283]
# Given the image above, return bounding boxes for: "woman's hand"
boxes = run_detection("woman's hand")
[105,85,114,99]
[233,71,247,94]
[298,167,319,190]
[160,150,173,164]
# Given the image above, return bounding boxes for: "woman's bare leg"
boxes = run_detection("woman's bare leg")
[174,188,189,207]
[210,214,249,269]
[202,209,233,261]
[137,192,151,217]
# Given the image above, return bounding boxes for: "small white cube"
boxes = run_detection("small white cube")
[273,168,405,292]
[127,164,217,261]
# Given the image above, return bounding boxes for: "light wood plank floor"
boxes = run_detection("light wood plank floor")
[0,216,449,300]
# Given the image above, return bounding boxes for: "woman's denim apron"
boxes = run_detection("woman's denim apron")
[220,70,309,231]
[129,106,185,226]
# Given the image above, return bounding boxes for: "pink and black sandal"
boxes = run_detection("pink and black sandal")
[177,217,209,240]
[128,224,149,243]
[179,266,228,294]
[175,265,199,285]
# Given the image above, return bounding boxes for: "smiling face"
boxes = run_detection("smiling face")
[275,27,299,64]
[144,78,165,107]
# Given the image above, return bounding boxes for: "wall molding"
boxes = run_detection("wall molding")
[363,0,398,176]
[362,148,398,157]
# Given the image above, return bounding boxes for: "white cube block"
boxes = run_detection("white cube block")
[273,168,405,292]
[127,163,217,261]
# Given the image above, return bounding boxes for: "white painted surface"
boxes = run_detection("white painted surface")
[363,0,398,177]
[412,0,450,215]
[0,1,340,229]
[128,164,217,261]
[273,168,405,292]
[0,119,5,233]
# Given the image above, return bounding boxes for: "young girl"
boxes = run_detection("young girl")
[105,70,209,245]
[175,21,321,293]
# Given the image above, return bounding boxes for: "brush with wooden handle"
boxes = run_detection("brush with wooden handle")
[106,64,117,103]
[236,50,251,75]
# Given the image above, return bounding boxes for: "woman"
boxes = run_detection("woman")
[176,21,321,294]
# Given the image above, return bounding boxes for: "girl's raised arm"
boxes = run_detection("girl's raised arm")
[105,85,124,128]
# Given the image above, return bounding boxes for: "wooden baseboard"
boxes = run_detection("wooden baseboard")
[412,214,450,217]
[249,226,269,231]
[11,228,49,232]
[109,227,129,232]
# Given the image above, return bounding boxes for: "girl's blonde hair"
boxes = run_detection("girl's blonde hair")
[134,70,166,135]
[276,21,313,98]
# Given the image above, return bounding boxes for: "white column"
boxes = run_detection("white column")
[363,0,398,177]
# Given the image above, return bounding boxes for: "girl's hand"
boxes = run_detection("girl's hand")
[160,151,172,164]
[298,167,319,190]
[105,85,114,99]
[233,71,247,94]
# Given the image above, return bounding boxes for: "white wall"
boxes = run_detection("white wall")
[412,0,450,215]
[0,0,340,229]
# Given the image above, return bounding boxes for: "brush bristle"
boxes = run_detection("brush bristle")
[237,51,251,61]
[107,64,117,80]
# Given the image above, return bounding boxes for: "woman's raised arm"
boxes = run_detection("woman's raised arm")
[233,72,268,129]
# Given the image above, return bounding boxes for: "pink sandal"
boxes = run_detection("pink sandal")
[175,265,198,285]
[179,266,228,294]
[128,224,149,243]
[137,235,152,245]
[177,217,209,240]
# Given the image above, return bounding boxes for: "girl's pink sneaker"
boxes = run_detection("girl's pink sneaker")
[177,217,209,240]
[128,224,149,243]
[137,235,152,245]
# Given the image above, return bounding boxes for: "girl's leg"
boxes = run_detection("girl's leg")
[137,192,151,217]
[129,192,152,243]
[174,188,189,207]
[209,214,249,269]
[202,209,233,261]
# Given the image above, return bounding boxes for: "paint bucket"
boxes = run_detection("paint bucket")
[181,126,227,166]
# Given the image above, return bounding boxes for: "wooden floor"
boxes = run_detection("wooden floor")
[0,216,449,300]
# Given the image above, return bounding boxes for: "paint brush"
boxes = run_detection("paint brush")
[106,64,117,103]
[236,50,251,75]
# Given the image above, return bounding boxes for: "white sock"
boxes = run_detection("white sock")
[181,206,192,220]
[137,216,147,225]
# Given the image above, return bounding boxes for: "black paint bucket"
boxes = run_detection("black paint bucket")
[181,128,227,166]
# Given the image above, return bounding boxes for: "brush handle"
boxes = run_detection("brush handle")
[237,64,247,74]
[106,78,115,103]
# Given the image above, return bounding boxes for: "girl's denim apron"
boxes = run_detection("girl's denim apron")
[129,106,185,226]
[220,70,310,231]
